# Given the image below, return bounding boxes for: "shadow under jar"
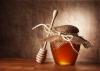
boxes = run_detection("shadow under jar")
[50,25,80,65]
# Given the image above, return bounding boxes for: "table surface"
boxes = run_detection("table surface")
[0,58,99,71]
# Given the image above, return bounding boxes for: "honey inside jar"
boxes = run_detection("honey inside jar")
[50,41,80,65]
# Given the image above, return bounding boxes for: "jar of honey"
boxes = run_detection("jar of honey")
[50,25,80,65]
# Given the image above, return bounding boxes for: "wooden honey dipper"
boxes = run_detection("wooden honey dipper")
[36,10,58,63]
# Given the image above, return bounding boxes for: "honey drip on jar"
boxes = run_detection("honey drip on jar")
[50,41,80,65]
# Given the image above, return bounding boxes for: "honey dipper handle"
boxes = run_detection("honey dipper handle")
[50,10,58,29]
[43,10,58,49]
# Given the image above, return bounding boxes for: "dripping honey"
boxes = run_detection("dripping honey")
[50,41,80,65]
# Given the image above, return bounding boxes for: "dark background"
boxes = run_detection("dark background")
[0,0,100,64]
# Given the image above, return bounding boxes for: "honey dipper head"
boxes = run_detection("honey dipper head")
[54,25,79,35]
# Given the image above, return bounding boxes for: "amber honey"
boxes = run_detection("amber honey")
[50,41,80,65]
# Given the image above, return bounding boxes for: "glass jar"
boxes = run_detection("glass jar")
[50,25,80,65]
